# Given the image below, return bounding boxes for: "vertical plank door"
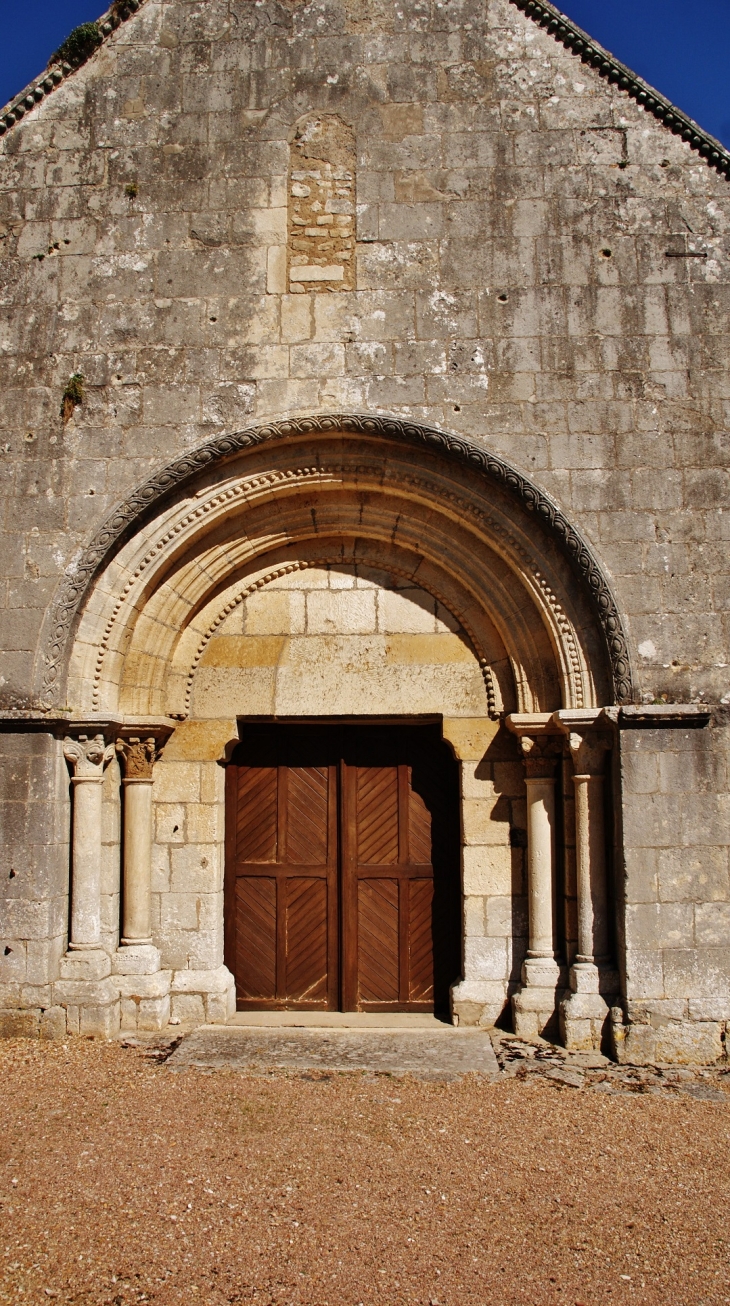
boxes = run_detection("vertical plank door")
[224,728,339,1009]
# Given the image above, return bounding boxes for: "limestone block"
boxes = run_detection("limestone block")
[615,1018,725,1066]
[0,1008,39,1038]
[111,944,162,976]
[244,590,305,636]
[115,971,172,1000]
[171,964,233,995]
[170,993,206,1024]
[78,1000,120,1039]
[462,845,513,896]
[162,721,237,764]
[59,950,112,982]
[377,587,436,633]
[306,590,376,635]
[138,994,171,1032]
[441,718,501,761]
[39,1006,67,1040]
[462,798,511,846]
[153,763,200,804]
[451,978,506,1027]
[54,977,120,1007]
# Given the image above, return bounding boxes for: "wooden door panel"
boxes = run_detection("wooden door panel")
[357,879,400,1002]
[227,724,460,1015]
[235,766,277,862]
[408,878,435,1002]
[355,767,399,864]
[226,733,338,1010]
[285,877,329,1001]
[234,876,277,1000]
[285,767,329,865]
[408,780,432,866]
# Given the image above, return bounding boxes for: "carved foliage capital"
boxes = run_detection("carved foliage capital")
[115,735,163,779]
[568,729,610,777]
[63,733,115,779]
[520,734,562,780]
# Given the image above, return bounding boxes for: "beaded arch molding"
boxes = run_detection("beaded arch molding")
[39,414,635,710]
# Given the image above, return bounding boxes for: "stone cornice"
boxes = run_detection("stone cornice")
[0,0,145,137]
[509,0,730,179]
[34,414,634,710]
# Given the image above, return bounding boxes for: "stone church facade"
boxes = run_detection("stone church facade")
[1,0,729,1063]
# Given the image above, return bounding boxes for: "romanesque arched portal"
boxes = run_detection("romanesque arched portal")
[47,417,631,1044]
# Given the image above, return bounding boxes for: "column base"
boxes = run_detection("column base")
[112,945,171,1032]
[512,957,567,1039]
[559,962,619,1052]
[54,951,120,1037]
[112,944,162,976]
[170,965,236,1026]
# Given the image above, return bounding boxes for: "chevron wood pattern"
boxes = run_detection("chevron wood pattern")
[408,777,432,867]
[285,878,329,1001]
[226,724,460,1014]
[408,878,435,1002]
[357,879,399,1001]
[234,876,277,1000]
[235,766,277,863]
[356,766,399,864]
[286,767,329,865]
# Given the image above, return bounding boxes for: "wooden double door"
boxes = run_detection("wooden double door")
[225,723,461,1013]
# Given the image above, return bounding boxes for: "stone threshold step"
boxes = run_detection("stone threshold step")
[223,1011,458,1031]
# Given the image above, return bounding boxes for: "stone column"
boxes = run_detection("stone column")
[62,734,115,950]
[112,732,172,1032]
[55,732,120,1037]
[557,714,618,1051]
[507,720,567,1039]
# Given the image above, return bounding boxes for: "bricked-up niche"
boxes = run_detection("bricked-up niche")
[287,115,356,293]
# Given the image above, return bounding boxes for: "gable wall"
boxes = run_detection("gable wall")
[0,0,729,709]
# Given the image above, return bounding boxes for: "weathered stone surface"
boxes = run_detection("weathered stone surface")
[0,0,729,1058]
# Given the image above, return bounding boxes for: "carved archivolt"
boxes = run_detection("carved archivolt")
[44,415,633,715]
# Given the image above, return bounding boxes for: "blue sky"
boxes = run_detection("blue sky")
[1,0,729,150]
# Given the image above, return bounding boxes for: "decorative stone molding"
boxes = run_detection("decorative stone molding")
[115,733,166,780]
[63,733,115,781]
[0,0,145,136]
[507,714,567,1037]
[86,458,580,715]
[554,710,618,1051]
[519,733,563,780]
[37,416,633,711]
[509,0,730,179]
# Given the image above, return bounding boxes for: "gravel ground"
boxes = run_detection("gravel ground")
[1,1038,729,1306]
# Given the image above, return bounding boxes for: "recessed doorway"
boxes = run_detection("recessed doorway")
[224,722,461,1015]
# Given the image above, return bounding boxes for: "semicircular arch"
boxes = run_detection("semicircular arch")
[40,415,633,715]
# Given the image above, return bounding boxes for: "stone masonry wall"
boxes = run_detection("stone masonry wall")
[1,0,729,1048]
[0,731,68,1032]
[0,0,729,711]
[617,714,730,1062]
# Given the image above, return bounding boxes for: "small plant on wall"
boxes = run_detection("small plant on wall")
[48,23,103,69]
[61,373,84,424]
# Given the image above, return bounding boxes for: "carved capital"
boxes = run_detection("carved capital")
[567,729,610,777]
[63,733,115,780]
[520,734,562,780]
[116,734,164,780]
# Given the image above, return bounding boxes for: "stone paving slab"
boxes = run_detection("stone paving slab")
[166,1025,500,1081]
